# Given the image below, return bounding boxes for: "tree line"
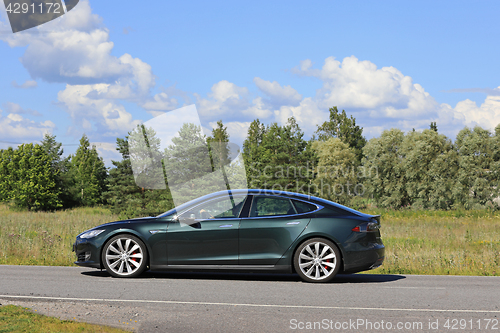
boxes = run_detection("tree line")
[1,106,499,216]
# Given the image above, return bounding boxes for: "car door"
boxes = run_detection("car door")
[238,195,310,265]
[167,194,247,266]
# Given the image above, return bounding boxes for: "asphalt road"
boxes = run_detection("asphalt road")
[1,265,499,332]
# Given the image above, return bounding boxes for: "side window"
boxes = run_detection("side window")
[292,200,317,214]
[180,195,246,220]
[250,196,296,217]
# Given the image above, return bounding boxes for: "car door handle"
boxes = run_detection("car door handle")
[287,221,301,225]
[219,224,233,228]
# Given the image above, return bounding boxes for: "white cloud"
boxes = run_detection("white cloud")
[295,56,437,119]
[242,97,273,119]
[211,80,248,102]
[274,97,326,134]
[142,92,179,112]
[2,102,42,116]
[196,80,250,118]
[11,80,38,89]
[57,84,141,137]
[453,93,500,130]
[254,77,302,106]
[0,112,55,141]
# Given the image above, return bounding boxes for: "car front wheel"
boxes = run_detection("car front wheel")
[102,234,148,278]
[294,238,341,283]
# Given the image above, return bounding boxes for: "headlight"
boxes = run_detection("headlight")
[79,229,105,239]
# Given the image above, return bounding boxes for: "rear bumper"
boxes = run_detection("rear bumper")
[342,243,385,274]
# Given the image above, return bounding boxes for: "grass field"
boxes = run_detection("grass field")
[0,204,499,276]
[0,204,119,266]
[367,209,500,276]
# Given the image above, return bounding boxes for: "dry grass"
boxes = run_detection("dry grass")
[1,204,499,275]
[0,204,118,266]
[367,209,500,276]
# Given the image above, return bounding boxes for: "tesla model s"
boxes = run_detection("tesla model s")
[73,189,385,283]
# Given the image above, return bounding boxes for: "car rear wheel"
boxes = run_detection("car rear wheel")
[294,238,341,283]
[102,234,148,278]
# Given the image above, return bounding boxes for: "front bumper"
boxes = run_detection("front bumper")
[73,238,101,269]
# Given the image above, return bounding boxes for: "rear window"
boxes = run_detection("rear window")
[291,200,317,214]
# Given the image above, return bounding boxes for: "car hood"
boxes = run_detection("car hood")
[97,216,159,228]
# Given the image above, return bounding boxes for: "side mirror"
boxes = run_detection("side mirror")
[178,212,197,226]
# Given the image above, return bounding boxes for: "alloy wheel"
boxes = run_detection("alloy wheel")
[105,237,145,276]
[297,240,337,281]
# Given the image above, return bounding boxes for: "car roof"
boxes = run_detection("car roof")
[158,189,374,219]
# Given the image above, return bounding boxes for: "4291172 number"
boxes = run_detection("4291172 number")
[444,318,499,330]
[5,2,62,14]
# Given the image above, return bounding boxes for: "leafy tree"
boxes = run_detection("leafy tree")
[0,147,15,202]
[315,106,367,162]
[401,129,457,209]
[70,134,107,206]
[312,138,359,205]
[453,126,498,208]
[362,129,408,208]
[11,144,62,210]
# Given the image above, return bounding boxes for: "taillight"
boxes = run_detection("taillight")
[352,221,380,232]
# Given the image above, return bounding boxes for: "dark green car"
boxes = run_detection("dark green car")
[73,189,384,283]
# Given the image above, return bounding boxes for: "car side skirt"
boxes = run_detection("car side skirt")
[150,264,292,273]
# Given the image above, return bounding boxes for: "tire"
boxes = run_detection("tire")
[102,234,148,278]
[293,238,341,283]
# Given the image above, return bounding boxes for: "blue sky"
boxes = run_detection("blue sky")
[1,0,499,164]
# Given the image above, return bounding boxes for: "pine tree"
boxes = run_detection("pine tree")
[315,106,367,163]
[207,120,232,190]
[208,120,231,170]
[243,117,311,194]
[128,124,165,190]
[70,134,107,206]
[163,123,218,204]
[104,128,174,219]
[243,119,267,188]
[40,133,74,207]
